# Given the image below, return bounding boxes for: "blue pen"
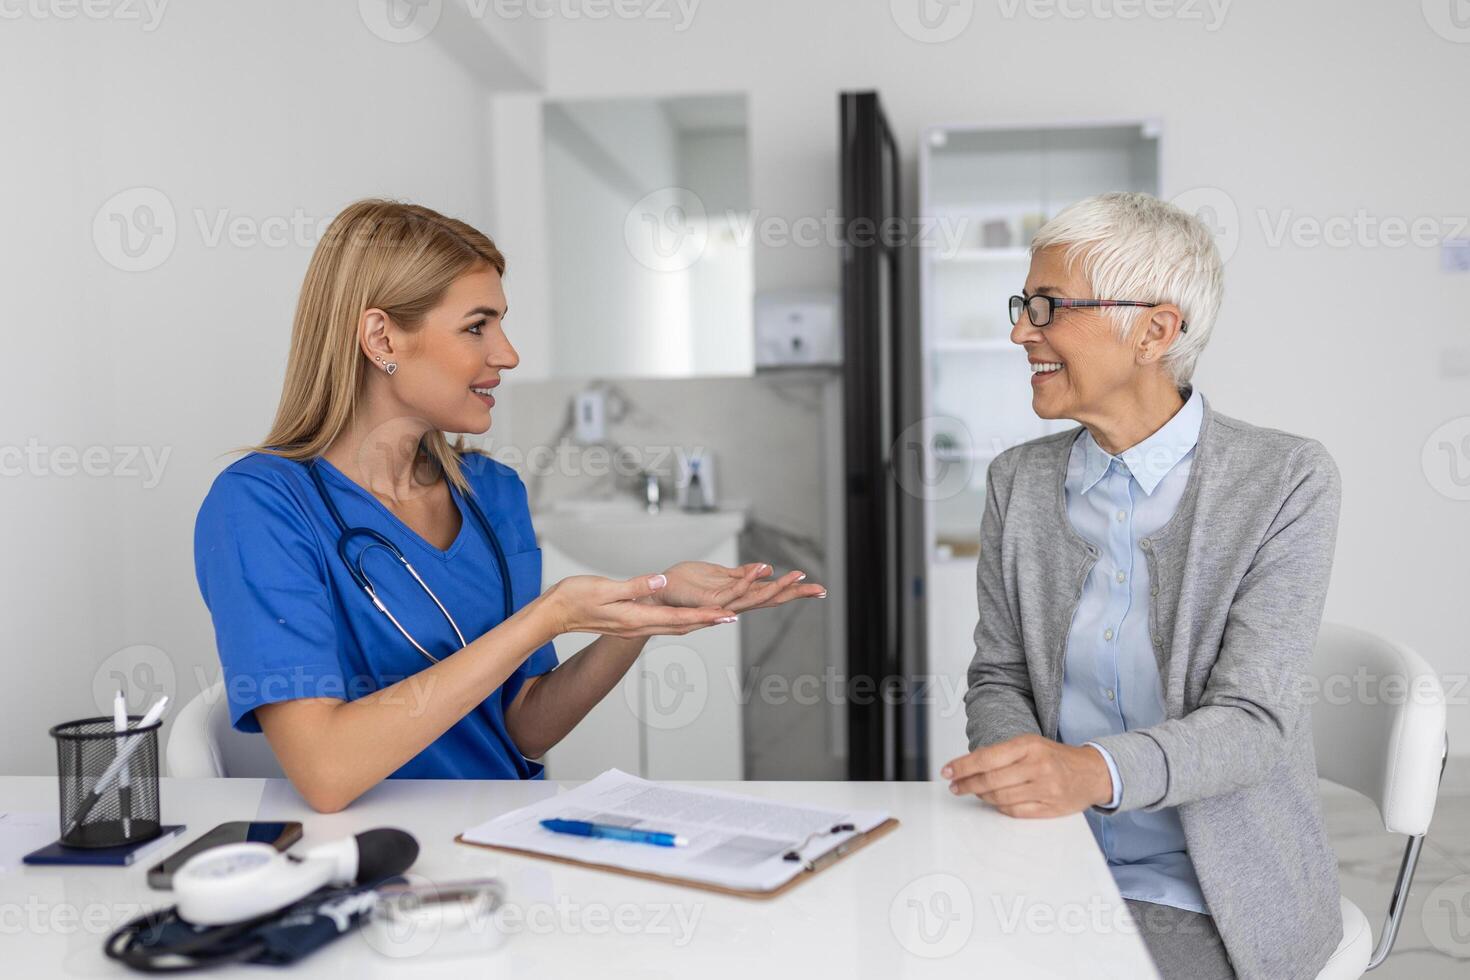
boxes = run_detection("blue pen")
[540,819,688,848]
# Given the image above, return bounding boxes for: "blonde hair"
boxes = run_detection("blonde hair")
[247,199,506,493]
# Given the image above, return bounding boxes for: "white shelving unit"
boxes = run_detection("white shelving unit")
[917,120,1162,767]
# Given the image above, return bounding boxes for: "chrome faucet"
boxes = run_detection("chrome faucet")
[642,471,662,514]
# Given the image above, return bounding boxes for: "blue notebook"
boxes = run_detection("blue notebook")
[23,825,185,867]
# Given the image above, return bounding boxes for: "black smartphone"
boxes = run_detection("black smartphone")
[147,821,303,889]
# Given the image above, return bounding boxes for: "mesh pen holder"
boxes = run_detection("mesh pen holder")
[50,716,162,848]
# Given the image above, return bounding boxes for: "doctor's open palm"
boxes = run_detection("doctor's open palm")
[654,561,826,613]
[544,562,826,639]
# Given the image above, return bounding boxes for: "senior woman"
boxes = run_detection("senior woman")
[943,193,1342,980]
[194,199,824,813]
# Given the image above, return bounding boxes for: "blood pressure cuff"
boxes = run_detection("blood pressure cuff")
[105,880,388,972]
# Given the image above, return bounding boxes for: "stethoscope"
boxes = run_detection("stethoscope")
[308,461,514,665]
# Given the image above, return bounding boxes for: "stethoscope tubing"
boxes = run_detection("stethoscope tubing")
[308,460,515,664]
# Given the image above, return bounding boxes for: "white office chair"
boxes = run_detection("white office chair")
[1310,622,1448,980]
[166,682,285,778]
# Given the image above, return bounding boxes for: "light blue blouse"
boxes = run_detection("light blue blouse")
[1058,386,1208,914]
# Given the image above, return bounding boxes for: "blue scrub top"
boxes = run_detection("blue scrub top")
[192,450,558,780]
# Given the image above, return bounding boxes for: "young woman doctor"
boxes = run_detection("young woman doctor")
[193,200,825,812]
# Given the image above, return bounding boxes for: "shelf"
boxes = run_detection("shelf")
[920,120,1161,577]
[932,541,980,562]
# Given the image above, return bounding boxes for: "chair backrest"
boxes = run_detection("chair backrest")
[166,682,286,779]
[1309,622,1446,836]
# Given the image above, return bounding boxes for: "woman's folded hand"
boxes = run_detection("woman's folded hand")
[651,561,827,613]
[942,734,1115,818]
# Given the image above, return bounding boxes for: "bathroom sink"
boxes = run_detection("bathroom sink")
[533,500,748,574]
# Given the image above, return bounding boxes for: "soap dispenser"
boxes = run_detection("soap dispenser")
[676,450,717,512]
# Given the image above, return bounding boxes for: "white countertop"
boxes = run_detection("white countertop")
[3,776,1158,979]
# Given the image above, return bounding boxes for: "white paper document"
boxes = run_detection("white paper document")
[461,769,891,893]
[0,812,56,871]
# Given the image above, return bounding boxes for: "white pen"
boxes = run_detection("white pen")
[65,696,168,838]
[112,690,133,837]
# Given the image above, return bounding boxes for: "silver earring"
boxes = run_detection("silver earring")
[374,355,398,375]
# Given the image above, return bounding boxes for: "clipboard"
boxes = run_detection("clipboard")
[454,817,900,900]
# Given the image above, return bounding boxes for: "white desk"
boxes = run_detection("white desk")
[3,776,1159,979]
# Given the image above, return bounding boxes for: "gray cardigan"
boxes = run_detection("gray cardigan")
[964,393,1343,980]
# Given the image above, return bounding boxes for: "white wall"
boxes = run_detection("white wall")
[0,2,512,773]
[538,2,1470,755]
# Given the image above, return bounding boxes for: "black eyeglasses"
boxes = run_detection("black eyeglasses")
[1009,294,1187,333]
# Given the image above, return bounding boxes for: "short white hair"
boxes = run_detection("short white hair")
[1030,192,1223,387]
